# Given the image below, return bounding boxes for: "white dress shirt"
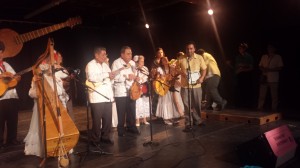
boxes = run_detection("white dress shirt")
[259,54,283,83]
[111,58,136,97]
[86,59,114,103]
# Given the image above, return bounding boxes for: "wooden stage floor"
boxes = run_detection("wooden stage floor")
[0,106,300,168]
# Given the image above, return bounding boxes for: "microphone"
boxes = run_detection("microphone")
[66,67,80,76]
[186,57,191,72]
[72,69,81,76]
[186,57,192,83]
[54,68,65,72]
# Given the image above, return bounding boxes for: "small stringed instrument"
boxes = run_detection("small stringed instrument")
[130,68,143,100]
[0,16,82,58]
[130,81,142,100]
[0,66,32,97]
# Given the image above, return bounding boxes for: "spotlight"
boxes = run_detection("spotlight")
[145,23,149,29]
[208,9,214,15]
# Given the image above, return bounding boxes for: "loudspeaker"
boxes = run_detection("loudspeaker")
[237,125,298,168]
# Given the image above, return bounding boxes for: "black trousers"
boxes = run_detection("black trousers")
[115,96,137,134]
[90,102,113,142]
[0,99,19,144]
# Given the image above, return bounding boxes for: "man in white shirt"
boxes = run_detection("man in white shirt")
[85,47,115,145]
[0,41,21,148]
[111,46,140,137]
[258,44,283,111]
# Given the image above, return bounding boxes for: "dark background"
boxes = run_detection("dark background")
[1,0,299,118]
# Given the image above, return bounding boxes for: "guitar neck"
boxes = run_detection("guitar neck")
[15,23,68,44]
[15,67,32,76]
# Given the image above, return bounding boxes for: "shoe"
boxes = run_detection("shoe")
[91,141,100,147]
[172,120,180,125]
[195,119,205,126]
[101,139,114,145]
[205,106,214,111]
[164,120,172,125]
[144,122,150,125]
[136,123,140,127]
[68,148,74,154]
[221,100,227,110]
[178,115,185,120]
[183,126,193,132]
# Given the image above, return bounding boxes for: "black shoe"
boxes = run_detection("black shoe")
[101,139,114,145]
[221,100,227,110]
[205,106,214,111]
[90,141,100,147]
[118,132,125,137]
[183,126,193,132]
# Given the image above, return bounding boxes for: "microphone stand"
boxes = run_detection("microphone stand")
[142,71,159,147]
[184,57,194,132]
[73,75,112,164]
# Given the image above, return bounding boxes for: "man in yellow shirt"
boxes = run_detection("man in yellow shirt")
[177,41,207,131]
[197,49,227,111]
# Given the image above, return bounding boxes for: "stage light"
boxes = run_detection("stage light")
[145,23,149,29]
[208,9,214,15]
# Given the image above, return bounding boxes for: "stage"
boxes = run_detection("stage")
[0,106,300,168]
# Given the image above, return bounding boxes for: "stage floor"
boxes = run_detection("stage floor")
[1,106,300,168]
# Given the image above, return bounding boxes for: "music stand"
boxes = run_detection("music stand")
[143,77,159,147]
[73,76,112,163]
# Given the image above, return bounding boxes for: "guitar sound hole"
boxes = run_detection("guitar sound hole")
[3,77,12,83]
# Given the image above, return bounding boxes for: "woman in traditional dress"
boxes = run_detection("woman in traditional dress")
[155,57,181,125]
[134,55,150,126]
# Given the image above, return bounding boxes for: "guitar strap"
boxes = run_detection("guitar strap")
[0,61,6,73]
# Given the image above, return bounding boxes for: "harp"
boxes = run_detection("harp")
[33,38,79,167]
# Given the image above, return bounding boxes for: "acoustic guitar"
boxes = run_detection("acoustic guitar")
[0,66,32,97]
[153,73,180,96]
[0,16,82,58]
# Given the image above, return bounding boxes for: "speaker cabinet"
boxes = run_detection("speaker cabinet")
[237,125,297,168]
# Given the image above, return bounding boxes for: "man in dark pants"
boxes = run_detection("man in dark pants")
[197,49,227,111]
[0,41,21,148]
[85,46,115,145]
[111,46,140,137]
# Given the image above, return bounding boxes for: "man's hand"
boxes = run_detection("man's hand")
[128,74,135,81]
[0,72,14,78]
[109,72,116,80]
[14,75,21,81]
[197,78,204,84]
